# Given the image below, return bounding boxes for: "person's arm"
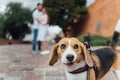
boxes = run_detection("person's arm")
[41,15,48,24]
[36,18,42,23]
[33,10,42,23]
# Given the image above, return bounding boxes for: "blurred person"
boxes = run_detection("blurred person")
[32,3,43,54]
[37,7,50,55]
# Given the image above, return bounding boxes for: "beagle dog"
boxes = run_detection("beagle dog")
[49,38,120,80]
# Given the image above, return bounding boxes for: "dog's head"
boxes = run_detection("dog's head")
[49,38,93,67]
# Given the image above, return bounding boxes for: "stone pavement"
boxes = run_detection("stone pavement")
[0,44,118,80]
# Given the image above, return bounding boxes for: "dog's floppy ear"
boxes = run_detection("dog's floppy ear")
[49,44,59,66]
[81,43,93,67]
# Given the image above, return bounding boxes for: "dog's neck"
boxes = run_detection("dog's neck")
[64,61,87,80]
[64,60,86,72]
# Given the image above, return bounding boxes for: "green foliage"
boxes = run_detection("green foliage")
[90,35,111,46]
[43,0,87,28]
[78,35,111,46]
[0,14,5,38]
[2,2,32,40]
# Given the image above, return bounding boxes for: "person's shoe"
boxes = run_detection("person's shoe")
[32,51,37,55]
[38,50,42,55]
[40,50,50,55]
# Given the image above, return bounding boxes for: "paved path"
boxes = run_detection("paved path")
[0,44,118,80]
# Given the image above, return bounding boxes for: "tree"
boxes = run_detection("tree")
[0,14,5,38]
[3,2,32,40]
[43,0,88,36]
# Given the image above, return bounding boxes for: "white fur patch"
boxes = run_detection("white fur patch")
[65,70,87,80]
[115,70,120,80]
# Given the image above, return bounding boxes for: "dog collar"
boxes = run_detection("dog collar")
[68,65,93,74]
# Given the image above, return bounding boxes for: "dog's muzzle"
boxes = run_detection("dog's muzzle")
[66,54,74,62]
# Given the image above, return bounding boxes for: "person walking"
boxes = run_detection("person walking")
[32,3,43,54]
[37,7,50,55]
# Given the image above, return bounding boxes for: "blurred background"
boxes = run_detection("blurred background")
[0,0,100,45]
[0,0,120,80]
[0,0,120,46]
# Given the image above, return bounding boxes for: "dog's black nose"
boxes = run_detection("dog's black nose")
[66,54,74,61]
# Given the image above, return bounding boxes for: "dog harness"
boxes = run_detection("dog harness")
[69,65,93,74]
[68,42,98,80]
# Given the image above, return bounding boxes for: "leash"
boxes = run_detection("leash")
[84,41,92,54]
[84,41,97,80]
[87,67,90,80]
[84,42,92,80]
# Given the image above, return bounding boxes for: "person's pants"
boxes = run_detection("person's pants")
[32,29,41,51]
[38,41,41,51]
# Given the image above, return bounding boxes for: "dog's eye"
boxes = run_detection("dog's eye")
[74,44,78,49]
[60,44,66,49]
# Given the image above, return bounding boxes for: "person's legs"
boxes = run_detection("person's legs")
[41,41,49,55]
[43,41,49,50]
[32,29,38,52]
[38,41,42,51]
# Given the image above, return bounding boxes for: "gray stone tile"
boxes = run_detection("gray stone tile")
[4,76,21,80]
[0,45,118,80]
[0,73,7,78]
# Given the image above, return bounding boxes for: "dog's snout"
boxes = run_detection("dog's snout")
[66,54,74,61]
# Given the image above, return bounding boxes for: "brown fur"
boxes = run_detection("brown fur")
[111,52,120,69]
